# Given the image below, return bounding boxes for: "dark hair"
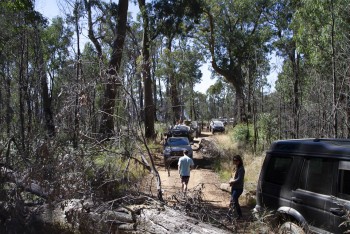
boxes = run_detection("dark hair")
[183,150,189,155]
[233,155,243,167]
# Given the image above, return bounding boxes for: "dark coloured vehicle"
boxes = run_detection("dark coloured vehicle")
[254,138,350,234]
[167,125,195,142]
[209,120,225,133]
[163,137,193,166]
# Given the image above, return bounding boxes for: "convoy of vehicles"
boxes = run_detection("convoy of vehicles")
[162,118,350,233]
[254,138,350,234]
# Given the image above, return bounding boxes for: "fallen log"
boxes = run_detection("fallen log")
[29,197,233,233]
[1,166,49,199]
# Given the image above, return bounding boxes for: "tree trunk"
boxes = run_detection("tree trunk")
[330,0,337,138]
[138,0,155,139]
[85,0,103,59]
[36,26,55,137]
[166,39,182,123]
[99,0,128,137]
[73,3,81,148]
[289,47,301,139]
[19,27,27,156]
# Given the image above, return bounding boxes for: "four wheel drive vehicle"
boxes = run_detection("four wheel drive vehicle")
[254,138,350,234]
[167,125,195,142]
[218,117,228,126]
[163,137,193,165]
[209,120,225,133]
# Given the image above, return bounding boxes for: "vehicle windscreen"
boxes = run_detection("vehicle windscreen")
[167,138,189,146]
[173,125,189,131]
[214,121,224,126]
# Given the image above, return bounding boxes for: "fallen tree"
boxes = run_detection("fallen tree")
[28,196,233,233]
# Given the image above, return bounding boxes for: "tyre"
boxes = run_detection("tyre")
[278,222,304,234]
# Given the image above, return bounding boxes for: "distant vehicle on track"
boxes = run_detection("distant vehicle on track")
[218,117,228,126]
[209,120,225,134]
[166,124,195,142]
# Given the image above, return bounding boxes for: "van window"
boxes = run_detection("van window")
[265,156,292,185]
[338,161,350,199]
[299,158,333,195]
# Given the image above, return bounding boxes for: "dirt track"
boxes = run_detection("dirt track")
[157,133,230,208]
[143,130,252,219]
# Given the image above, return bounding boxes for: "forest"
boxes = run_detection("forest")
[1,0,350,232]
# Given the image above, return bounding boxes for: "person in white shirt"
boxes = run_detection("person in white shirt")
[178,150,194,194]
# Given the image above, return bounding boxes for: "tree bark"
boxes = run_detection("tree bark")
[330,0,337,137]
[207,11,246,123]
[167,39,182,123]
[36,26,55,137]
[73,2,81,148]
[138,0,155,139]
[99,0,128,137]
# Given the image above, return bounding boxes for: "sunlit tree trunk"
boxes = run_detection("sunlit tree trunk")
[138,0,155,139]
[99,0,128,137]
[167,40,182,123]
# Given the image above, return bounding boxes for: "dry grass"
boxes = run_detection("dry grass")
[211,133,265,193]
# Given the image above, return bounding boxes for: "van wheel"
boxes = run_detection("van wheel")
[278,222,304,234]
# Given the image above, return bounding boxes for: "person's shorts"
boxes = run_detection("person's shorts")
[181,176,190,184]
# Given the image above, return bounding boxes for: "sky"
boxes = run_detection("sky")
[35,0,280,94]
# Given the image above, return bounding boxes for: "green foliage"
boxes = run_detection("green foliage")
[218,167,232,181]
[87,149,147,199]
[257,112,279,145]
[1,0,33,12]
[231,123,254,145]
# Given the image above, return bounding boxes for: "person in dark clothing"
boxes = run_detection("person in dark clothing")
[228,155,245,220]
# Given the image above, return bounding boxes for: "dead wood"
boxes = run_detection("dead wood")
[1,166,49,199]
[27,194,234,233]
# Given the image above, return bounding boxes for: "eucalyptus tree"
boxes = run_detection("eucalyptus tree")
[64,0,129,138]
[206,80,225,119]
[138,0,156,138]
[0,0,54,153]
[96,0,129,137]
[267,0,304,138]
[155,39,203,123]
[171,41,203,121]
[199,0,272,124]
[41,17,73,138]
[293,0,350,138]
[193,91,208,121]
[150,0,203,124]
